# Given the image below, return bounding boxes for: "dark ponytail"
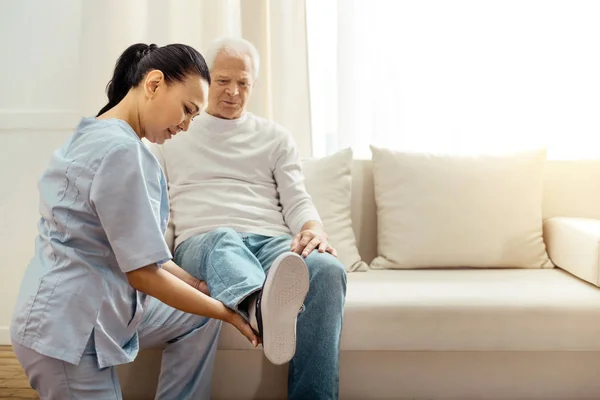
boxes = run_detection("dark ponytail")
[97,43,211,116]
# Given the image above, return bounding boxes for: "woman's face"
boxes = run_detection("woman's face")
[141,71,209,144]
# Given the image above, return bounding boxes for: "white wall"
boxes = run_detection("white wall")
[0,0,172,344]
[0,0,83,344]
[0,130,74,344]
[0,0,313,344]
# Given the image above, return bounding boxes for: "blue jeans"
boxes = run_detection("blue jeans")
[174,228,347,400]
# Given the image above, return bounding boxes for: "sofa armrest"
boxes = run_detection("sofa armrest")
[543,217,600,286]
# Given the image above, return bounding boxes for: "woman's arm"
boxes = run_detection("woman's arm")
[161,260,209,295]
[127,264,258,346]
[89,145,257,343]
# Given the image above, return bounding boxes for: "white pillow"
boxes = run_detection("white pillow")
[370,146,553,269]
[303,148,368,272]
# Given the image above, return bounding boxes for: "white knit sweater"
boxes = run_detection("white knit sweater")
[150,112,321,249]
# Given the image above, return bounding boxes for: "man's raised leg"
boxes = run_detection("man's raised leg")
[174,227,265,316]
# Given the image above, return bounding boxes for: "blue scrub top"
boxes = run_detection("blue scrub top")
[10,117,172,368]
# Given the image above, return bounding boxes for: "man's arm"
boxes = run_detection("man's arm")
[272,130,337,258]
[273,131,321,235]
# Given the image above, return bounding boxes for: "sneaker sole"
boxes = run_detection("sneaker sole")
[261,252,309,365]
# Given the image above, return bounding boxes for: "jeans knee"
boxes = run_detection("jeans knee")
[210,227,238,240]
[308,254,347,289]
[304,255,346,317]
[175,228,239,273]
[195,228,239,251]
[207,228,245,256]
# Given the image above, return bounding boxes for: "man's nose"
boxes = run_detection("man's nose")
[225,83,239,96]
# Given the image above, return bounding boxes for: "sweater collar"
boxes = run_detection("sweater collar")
[193,111,249,135]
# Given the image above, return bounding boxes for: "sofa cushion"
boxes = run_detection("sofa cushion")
[370,146,552,269]
[302,148,368,272]
[218,269,600,351]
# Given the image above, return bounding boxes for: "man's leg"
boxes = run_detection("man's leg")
[138,296,222,400]
[251,234,348,400]
[174,227,265,316]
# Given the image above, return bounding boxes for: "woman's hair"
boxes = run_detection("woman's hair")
[97,43,210,116]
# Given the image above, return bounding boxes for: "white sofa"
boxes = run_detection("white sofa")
[118,158,600,400]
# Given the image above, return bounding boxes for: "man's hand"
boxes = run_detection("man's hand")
[291,221,338,258]
[191,279,211,296]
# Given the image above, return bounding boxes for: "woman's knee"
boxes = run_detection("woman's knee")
[12,341,118,399]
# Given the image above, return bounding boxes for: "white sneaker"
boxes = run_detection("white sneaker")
[251,252,309,365]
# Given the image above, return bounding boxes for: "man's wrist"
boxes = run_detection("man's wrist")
[300,220,325,235]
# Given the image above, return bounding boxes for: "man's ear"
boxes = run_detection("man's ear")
[251,77,258,89]
[144,70,165,99]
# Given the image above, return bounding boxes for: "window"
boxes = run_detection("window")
[307,0,600,159]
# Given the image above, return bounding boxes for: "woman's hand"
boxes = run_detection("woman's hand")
[128,265,256,348]
[132,262,258,346]
[224,309,261,348]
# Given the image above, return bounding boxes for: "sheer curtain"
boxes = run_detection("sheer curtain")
[306,0,600,159]
[78,0,313,155]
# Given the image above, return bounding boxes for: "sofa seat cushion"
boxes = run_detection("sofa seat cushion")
[218,269,600,352]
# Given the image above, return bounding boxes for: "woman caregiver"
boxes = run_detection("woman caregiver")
[10,43,258,399]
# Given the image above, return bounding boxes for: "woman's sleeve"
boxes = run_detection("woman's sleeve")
[90,143,172,273]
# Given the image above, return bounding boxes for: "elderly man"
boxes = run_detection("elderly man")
[150,37,346,399]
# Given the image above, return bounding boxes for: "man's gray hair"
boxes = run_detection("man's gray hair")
[205,37,260,80]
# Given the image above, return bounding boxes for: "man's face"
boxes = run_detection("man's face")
[206,51,255,120]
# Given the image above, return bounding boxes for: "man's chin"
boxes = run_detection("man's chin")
[221,109,244,120]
